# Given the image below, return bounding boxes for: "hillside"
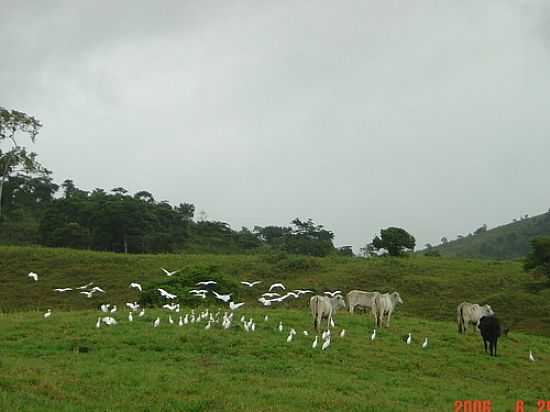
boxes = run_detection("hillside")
[425,211,550,259]
[1,246,550,336]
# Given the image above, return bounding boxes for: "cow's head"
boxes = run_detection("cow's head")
[333,295,346,310]
[481,304,494,316]
[392,292,404,305]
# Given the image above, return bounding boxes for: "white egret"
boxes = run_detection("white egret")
[321,337,331,351]
[129,282,142,292]
[269,283,286,292]
[178,316,183,326]
[529,351,535,362]
[28,272,38,282]
[96,317,101,328]
[128,312,133,322]
[77,282,94,290]
[264,315,269,321]
[406,333,412,345]
[241,281,262,287]
[278,321,283,332]
[196,280,217,286]
[169,315,174,325]
[303,330,309,336]
[312,336,318,349]
[153,317,160,328]
[161,268,179,277]
[422,338,428,349]
[43,309,52,318]
[371,329,376,341]
[287,333,293,343]
[340,329,346,338]
[229,301,245,311]
[212,291,232,302]
[138,309,145,317]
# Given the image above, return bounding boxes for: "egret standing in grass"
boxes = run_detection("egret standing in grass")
[422,338,428,349]
[371,329,376,341]
[312,336,318,349]
[128,312,133,322]
[529,350,535,362]
[321,337,331,351]
[28,272,38,282]
[153,317,160,328]
[406,333,412,345]
[43,309,52,318]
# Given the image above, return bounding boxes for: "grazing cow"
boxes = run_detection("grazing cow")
[457,302,494,334]
[309,295,346,332]
[373,292,403,328]
[347,290,379,317]
[477,315,501,356]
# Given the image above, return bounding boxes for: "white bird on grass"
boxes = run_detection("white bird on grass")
[340,329,346,338]
[269,283,286,292]
[178,316,183,326]
[28,272,38,282]
[96,317,101,328]
[212,291,232,303]
[153,317,160,328]
[129,282,142,292]
[294,289,313,296]
[264,315,269,322]
[169,315,174,325]
[312,336,318,349]
[529,350,536,362]
[158,288,177,300]
[110,305,117,313]
[77,282,94,290]
[128,312,133,322]
[229,301,245,311]
[241,280,262,287]
[371,329,376,341]
[321,337,331,351]
[102,316,117,325]
[205,321,212,330]
[196,280,217,286]
[322,330,331,340]
[324,291,343,298]
[184,314,189,324]
[54,288,72,293]
[43,309,52,318]
[303,330,309,336]
[278,321,283,332]
[126,302,140,312]
[330,317,335,328]
[161,268,179,277]
[100,304,110,313]
[422,338,428,349]
[406,333,412,345]
[138,309,145,317]
[287,333,293,343]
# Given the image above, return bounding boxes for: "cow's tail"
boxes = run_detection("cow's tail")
[457,304,464,334]
[314,296,319,331]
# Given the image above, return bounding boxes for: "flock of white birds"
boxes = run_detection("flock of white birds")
[26,270,538,360]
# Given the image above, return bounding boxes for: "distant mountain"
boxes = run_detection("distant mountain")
[423,211,550,259]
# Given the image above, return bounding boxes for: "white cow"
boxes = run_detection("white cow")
[373,292,403,327]
[347,290,380,316]
[309,295,346,332]
[457,302,494,334]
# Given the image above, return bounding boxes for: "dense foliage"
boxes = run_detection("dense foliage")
[0,172,343,255]
[524,236,550,279]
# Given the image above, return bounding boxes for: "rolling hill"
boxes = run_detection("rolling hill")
[1,245,550,335]
[423,211,550,260]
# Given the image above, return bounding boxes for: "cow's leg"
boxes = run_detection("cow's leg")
[483,339,488,353]
[386,310,392,327]
[493,339,497,357]
[349,304,354,315]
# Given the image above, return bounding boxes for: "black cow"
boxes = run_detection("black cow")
[477,315,501,356]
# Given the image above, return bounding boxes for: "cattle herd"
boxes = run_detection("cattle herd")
[312,289,507,357]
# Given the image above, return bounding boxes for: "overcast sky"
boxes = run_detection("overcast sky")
[2,0,550,252]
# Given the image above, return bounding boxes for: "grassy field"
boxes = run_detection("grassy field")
[0,307,548,412]
[1,245,550,335]
[1,246,550,410]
